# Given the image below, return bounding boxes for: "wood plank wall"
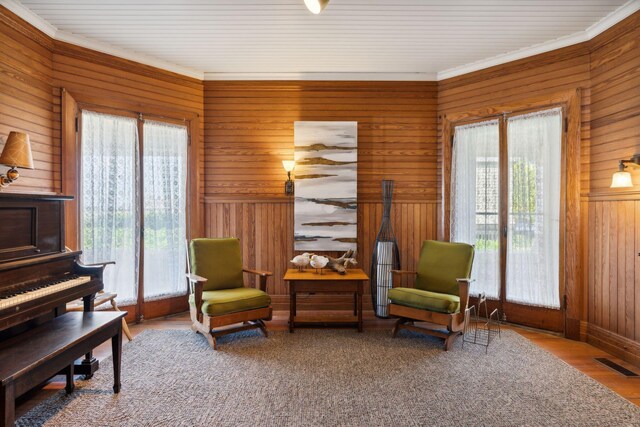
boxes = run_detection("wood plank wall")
[204,81,438,201]
[585,13,640,365]
[589,12,640,192]
[203,81,439,309]
[51,40,205,200]
[0,8,57,193]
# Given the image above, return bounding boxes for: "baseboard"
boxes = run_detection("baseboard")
[586,323,640,368]
[580,320,588,342]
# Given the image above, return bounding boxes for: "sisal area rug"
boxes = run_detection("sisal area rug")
[18,328,640,426]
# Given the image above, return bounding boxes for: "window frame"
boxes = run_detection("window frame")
[61,90,201,322]
[441,89,582,337]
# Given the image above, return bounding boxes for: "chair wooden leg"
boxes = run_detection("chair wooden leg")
[121,318,133,341]
[392,318,405,337]
[444,332,461,351]
[110,299,132,341]
[207,334,218,350]
[256,319,268,337]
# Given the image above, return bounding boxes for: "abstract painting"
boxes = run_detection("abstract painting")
[294,121,357,251]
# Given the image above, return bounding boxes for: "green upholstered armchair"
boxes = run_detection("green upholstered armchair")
[186,238,273,350]
[388,240,474,351]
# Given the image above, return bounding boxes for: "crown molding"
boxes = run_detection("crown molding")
[0,0,204,80]
[1,0,55,37]
[436,31,590,81]
[437,0,640,81]
[203,72,438,81]
[3,0,639,83]
[585,0,640,38]
[54,30,204,80]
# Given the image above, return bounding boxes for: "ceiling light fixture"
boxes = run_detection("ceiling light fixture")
[304,0,329,14]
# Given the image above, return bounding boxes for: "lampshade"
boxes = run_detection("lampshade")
[304,0,329,14]
[610,171,633,188]
[282,160,296,172]
[0,132,34,169]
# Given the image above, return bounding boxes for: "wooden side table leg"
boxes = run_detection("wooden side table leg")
[1,381,15,427]
[65,364,75,394]
[111,328,122,393]
[289,283,295,333]
[357,282,363,332]
[353,292,357,316]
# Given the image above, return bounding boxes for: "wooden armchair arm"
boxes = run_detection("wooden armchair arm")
[243,268,272,293]
[456,278,474,312]
[242,268,273,277]
[186,273,208,284]
[185,273,206,320]
[390,270,417,288]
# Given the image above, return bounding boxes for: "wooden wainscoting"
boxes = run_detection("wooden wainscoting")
[587,200,640,340]
[204,199,438,310]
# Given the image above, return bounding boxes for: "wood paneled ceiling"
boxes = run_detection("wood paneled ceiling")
[9,0,637,79]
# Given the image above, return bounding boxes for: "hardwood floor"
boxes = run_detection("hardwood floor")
[15,311,640,420]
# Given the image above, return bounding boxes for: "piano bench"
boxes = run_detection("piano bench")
[0,311,126,427]
[67,291,133,342]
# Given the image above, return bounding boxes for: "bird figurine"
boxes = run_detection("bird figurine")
[290,253,312,271]
[310,254,329,273]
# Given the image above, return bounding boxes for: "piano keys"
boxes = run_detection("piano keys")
[0,275,91,312]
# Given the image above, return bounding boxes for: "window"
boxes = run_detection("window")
[450,107,563,327]
[79,111,189,309]
[142,120,188,301]
[451,119,500,299]
[80,111,139,305]
[506,108,561,309]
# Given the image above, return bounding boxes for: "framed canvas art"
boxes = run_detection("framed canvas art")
[294,121,357,251]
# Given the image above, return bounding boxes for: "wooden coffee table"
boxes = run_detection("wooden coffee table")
[283,268,369,333]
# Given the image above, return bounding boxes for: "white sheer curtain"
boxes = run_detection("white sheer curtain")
[506,108,561,308]
[142,120,188,301]
[451,120,500,299]
[80,111,139,305]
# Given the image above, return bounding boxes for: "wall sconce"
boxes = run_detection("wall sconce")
[282,160,295,196]
[0,131,34,189]
[610,154,640,188]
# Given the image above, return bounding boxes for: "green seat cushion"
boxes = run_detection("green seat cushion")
[189,238,244,291]
[388,287,460,314]
[415,240,474,296]
[189,287,271,317]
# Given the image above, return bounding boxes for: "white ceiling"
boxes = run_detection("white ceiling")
[5,0,640,80]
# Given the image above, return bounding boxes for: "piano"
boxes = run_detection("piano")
[0,193,105,376]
